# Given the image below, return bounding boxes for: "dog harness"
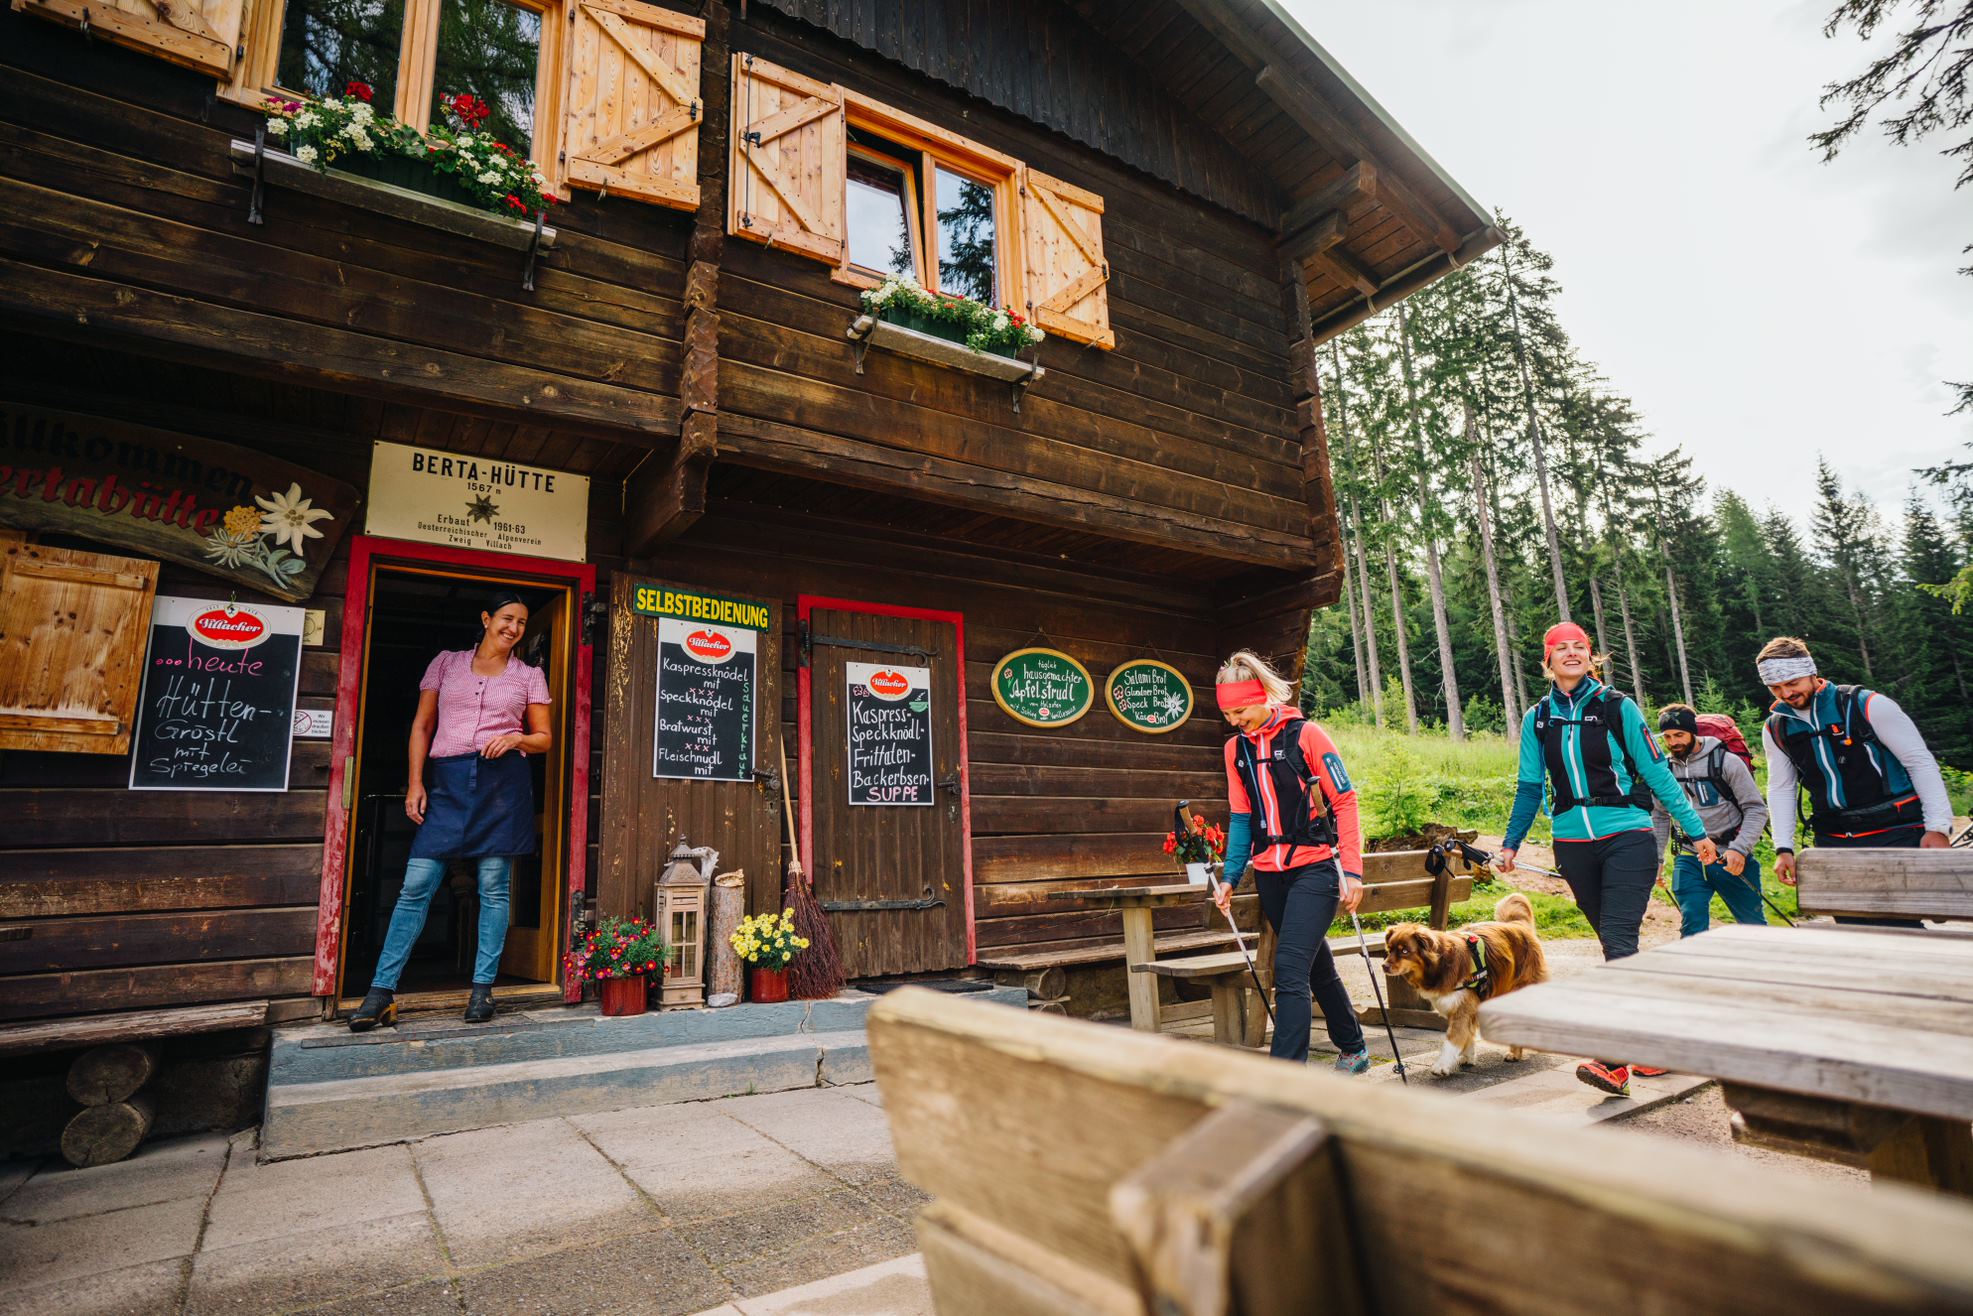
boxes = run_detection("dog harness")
[1460,933,1493,999]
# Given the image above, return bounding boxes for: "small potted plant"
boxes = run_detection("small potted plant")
[729,908,809,1003]
[565,915,671,1017]
[1163,810,1225,887]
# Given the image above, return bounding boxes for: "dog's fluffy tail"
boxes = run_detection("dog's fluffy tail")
[1493,891,1536,927]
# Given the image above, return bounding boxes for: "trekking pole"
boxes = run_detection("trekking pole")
[1338,860,1407,1085]
[1452,840,1563,882]
[1216,884,1275,1029]
[1723,858,1796,928]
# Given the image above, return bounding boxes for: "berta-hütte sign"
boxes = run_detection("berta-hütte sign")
[366,441,589,561]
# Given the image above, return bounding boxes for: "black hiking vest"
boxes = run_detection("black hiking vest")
[1232,716,1337,852]
[1766,685,1921,836]
[1532,686,1652,813]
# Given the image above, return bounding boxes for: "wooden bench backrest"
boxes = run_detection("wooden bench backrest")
[870,988,1973,1316]
[1796,849,1973,921]
[1355,849,1474,921]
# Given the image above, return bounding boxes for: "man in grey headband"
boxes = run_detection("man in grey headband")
[1758,636,1951,924]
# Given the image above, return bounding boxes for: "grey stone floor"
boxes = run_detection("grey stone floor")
[0,1085,920,1316]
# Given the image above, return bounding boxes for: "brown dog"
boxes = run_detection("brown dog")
[1382,892,1549,1077]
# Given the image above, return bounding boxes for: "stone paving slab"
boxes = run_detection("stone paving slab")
[414,1118,650,1269]
[186,1210,447,1315]
[0,1132,227,1224]
[0,1256,188,1316]
[689,1253,930,1316]
[202,1141,426,1252]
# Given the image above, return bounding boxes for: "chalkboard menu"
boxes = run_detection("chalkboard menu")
[653,618,756,781]
[1105,659,1194,734]
[846,662,933,806]
[991,648,1093,728]
[128,596,304,792]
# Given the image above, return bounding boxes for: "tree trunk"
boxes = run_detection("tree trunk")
[1617,572,1648,709]
[1396,305,1463,739]
[1507,608,1532,711]
[1588,574,1613,686]
[1329,342,1385,727]
[1501,245,1570,620]
[1665,563,1695,706]
[1845,576,1876,679]
[66,1044,160,1107]
[708,871,746,1004]
[1468,433,1520,731]
[1367,437,1419,733]
[61,1093,156,1168]
[1342,533,1369,708]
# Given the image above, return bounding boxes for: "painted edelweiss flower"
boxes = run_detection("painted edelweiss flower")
[255,482,334,556]
[222,504,262,537]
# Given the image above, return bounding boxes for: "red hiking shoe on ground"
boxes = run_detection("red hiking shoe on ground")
[1577,1061,1632,1096]
[1630,1064,1670,1077]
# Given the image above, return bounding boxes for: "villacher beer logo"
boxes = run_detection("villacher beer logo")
[866,669,911,701]
[682,627,736,663]
[187,604,270,651]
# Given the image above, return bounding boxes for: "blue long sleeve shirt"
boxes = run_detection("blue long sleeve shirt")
[1505,678,1709,849]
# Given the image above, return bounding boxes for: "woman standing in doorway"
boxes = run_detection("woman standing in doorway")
[1210,650,1370,1073]
[1497,622,1714,1094]
[349,591,552,1030]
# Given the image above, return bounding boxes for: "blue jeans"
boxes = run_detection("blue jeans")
[1254,863,1366,1063]
[371,856,512,990]
[1671,853,1766,937]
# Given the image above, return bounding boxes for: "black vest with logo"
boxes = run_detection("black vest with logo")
[1532,686,1651,813]
[1232,717,1336,851]
[1765,684,1920,835]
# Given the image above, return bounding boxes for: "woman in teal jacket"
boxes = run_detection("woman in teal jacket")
[1498,622,1717,1095]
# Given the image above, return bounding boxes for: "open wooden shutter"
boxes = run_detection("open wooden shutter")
[0,540,158,755]
[729,52,845,264]
[1021,168,1114,349]
[11,0,242,78]
[562,0,704,210]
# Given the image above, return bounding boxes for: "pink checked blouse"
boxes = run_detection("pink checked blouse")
[420,649,551,757]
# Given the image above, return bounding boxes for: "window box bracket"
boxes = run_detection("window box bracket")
[230,135,559,292]
[846,313,1045,413]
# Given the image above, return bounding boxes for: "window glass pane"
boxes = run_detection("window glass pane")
[430,0,542,155]
[277,0,405,106]
[936,167,996,305]
[846,154,917,278]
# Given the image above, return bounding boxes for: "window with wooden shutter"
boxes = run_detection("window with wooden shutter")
[729,52,846,264]
[562,0,704,210]
[0,541,159,756]
[1021,168,1114,350]
[13,0,244,78]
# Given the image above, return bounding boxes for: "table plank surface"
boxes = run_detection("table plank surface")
[1795,849,1973,921]
[1480,925,1973,1122]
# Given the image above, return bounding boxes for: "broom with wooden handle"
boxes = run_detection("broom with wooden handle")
[779,738,846,998]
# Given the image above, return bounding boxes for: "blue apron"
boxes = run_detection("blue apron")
[410,752,537,860]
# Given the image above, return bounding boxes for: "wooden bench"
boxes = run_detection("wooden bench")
[1796,849,1973,922]
[1139,849,1476,1045]
[869,988,1973,1315]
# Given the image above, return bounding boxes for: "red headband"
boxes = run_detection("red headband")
[1543,622,1590,658]
[1215,679,1269,711]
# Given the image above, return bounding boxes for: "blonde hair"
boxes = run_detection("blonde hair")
[1217,649,1295,706]
[1757,635,1812,664]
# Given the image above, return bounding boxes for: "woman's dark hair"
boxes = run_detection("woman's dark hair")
[482,589,527,617]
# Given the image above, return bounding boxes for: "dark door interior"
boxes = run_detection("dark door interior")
[808,606,968,978]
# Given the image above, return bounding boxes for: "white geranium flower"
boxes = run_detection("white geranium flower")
[992,312,1009,331]
[254,482,334,556]
[294,110,317,129]
[266,118,288,137]
[352,102,374,123]
[477,171,500,184]
[295,144,319,164]
[344,127,372,150]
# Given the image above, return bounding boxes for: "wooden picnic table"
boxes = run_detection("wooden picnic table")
[1479,923,1973,1195]
[1049,882,1210,1032]
[1796,848,1973,922]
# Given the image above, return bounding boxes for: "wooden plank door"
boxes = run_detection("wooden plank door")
[806,605,969,977]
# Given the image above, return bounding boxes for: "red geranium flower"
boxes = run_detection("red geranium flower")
[345,80,373,102]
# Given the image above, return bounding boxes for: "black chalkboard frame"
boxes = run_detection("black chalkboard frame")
[127,595,306,793]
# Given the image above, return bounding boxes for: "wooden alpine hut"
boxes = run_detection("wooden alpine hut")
[0,0,1495,1108]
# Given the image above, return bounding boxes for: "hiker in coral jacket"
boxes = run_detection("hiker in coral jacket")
[1757,636,1951,926]
[1650,703,1771,937]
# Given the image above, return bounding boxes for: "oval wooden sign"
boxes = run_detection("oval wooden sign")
[1105,659,1194,734]
[991,648,1094,728]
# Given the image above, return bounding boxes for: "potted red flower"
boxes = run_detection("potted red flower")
[1162,810,1226,887]
[564,915,672,1016]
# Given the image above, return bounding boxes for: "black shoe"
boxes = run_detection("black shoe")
[348,988,396,1032]
[464,984,496,1023]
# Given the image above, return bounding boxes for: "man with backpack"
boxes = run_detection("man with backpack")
[1758,637,1952,924]
[1650,703,1771,936]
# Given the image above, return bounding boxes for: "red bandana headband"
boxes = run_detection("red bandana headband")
[1215,679,1269,711]
[1543,622,1590,662]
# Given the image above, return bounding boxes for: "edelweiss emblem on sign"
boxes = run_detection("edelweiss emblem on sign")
[465,494,499,523]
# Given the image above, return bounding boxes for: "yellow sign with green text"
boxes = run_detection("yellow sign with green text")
[631,584,771,631]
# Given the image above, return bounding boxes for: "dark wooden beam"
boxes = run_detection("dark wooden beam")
[624,434,711,554]
[1306,225,1503,345]
[1279,162,1376,243]
[1304,245,1379,299]
[1280,210,1346,264]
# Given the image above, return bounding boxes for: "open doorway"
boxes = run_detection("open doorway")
[334,562,577,1009]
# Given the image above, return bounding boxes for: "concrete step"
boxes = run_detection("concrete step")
[261,1028,874,1161]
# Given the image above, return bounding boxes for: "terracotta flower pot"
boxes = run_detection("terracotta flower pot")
[599,975,647,1017]
[750,968,789,1003]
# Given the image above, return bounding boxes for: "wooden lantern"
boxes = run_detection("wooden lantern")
[654,838,710,1008]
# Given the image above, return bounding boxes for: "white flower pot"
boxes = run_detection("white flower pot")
[1184,862,1212,887]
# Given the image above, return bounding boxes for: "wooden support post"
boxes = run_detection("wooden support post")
[1868,1117,1973,1197]
[1120,906,1160,1033]
[1209,979,1246,1046]
[708,870,745,1003]
[1723,1081,1973,1196]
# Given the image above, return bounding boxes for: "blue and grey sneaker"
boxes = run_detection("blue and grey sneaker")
[1333,1049,1370,1075]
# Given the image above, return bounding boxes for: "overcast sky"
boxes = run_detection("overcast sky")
[1291,0,1972,520]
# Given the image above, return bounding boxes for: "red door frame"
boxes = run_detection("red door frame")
[313,535,596,998]
[795,595,976,965]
